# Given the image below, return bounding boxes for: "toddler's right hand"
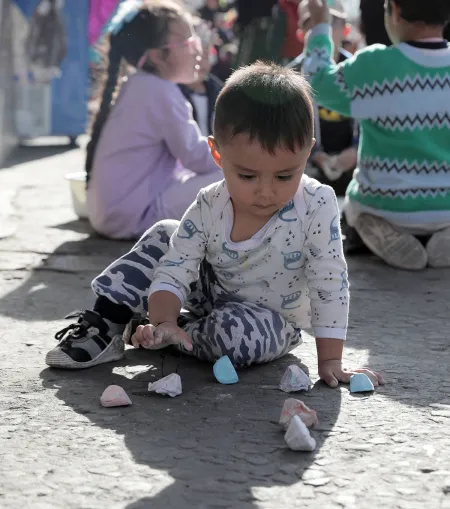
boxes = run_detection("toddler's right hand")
[131,322,193,351]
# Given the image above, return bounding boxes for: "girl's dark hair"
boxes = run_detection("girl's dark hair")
[86,0,187,179]
[213,62,314,154]
[389,0,450,25]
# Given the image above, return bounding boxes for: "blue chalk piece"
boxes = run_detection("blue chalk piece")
[213,356,239,385]
[350,373,374,393]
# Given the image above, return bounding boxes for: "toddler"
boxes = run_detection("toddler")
[47,62,383,388]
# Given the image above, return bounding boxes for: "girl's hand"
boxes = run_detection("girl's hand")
[318,359,385,388]
[131,322,193,351]
[306,0,330,27]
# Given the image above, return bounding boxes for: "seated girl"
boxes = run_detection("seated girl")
[86,1,221,240]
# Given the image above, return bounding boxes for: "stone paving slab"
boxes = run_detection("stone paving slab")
[0,146,449,509]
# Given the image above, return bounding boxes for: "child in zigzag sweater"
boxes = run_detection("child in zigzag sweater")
[301,0,450,271]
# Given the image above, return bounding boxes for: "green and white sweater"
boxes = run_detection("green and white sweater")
[304,24,450,234]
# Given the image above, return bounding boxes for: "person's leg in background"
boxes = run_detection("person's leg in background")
[46,220,180,369]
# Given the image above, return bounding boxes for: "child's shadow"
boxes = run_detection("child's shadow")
[40,349,341,509]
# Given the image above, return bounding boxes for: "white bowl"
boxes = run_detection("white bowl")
[65,171,88,219]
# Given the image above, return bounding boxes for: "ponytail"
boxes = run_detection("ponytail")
[85,39,122,180]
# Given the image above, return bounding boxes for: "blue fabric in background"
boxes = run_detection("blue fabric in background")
[50,1,89,136]
[13,0,39,17]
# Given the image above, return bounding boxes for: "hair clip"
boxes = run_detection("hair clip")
[108,0,143,35]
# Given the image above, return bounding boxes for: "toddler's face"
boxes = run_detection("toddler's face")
[209,134,314,220]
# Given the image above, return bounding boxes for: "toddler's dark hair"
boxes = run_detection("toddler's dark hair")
[86,0,187,179]
[213,62,314,154]
[389,0,450,25]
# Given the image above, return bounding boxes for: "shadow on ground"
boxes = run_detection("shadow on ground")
[40,350,340,509]
[2,231,450,507]
[50,219,96,235]
[2,144,79,168]
[0,231,133,321]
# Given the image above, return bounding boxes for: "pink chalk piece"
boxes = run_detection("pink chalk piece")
[100,385,132,408]
[279,398,319,430]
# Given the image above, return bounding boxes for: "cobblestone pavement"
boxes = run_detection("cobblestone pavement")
[0,145,449,509]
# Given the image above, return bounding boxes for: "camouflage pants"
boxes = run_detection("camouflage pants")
[92,221,302,367]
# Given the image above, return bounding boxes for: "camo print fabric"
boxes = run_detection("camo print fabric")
[92,220,302,367]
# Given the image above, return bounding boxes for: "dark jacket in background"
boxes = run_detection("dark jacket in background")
[235,0,277,29]
[178,75,223,136]
[360,0,391,46]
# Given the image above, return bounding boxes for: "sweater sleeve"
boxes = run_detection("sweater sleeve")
[304,23,364,118]
[303,185,349,340]
[158,87,219,175]
[149,190,211,305]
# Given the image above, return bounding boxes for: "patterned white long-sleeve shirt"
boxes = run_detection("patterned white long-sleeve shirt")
[150,175,349,339]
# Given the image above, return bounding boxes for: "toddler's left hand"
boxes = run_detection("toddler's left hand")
[318,359,385,388]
